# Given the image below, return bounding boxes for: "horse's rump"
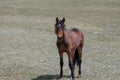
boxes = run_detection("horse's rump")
[71,28,81,33]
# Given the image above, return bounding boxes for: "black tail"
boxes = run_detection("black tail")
[74,49,79,66]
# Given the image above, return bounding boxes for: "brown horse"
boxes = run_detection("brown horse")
[55,17,84,80]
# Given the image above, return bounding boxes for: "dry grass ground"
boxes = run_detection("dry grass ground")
[0,0,120,80]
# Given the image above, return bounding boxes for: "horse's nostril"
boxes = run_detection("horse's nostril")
[57,36,60,39]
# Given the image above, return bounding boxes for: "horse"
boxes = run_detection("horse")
[54,17,84,80]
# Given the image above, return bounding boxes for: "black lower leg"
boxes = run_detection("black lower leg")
[60,58,63,77]
[78,60,82,76]
[69,60,75,80]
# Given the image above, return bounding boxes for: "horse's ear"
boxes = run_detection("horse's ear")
[56,17,58,22]
[62,17,65,23]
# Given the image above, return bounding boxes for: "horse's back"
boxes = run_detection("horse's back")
[67,28,84,47]
[69,28,84,39]
[71,28,81,33]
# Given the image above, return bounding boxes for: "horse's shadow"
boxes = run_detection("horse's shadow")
[32,74,70,80]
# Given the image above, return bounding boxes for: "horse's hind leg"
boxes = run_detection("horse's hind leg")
[77,47,83,77]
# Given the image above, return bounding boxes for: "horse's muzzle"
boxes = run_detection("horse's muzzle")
[57,36,62,40]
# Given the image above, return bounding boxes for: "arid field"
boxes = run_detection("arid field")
[0,0,120,80]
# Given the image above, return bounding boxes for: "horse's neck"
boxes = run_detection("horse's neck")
[63,29,67,37]
[63,29,69,41]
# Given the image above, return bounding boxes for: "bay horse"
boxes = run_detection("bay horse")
[55,17,84,80]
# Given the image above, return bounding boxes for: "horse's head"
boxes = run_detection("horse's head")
[55,17,66,39]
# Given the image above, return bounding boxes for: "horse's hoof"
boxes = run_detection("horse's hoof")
[71,78,75,80]
[69,77,75,80]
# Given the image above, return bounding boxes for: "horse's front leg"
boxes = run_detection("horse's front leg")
[58,51,64,79]
[67,50,75,80]
[69,59,75,80]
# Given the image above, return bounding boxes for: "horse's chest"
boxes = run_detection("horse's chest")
[57,42,68,52]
